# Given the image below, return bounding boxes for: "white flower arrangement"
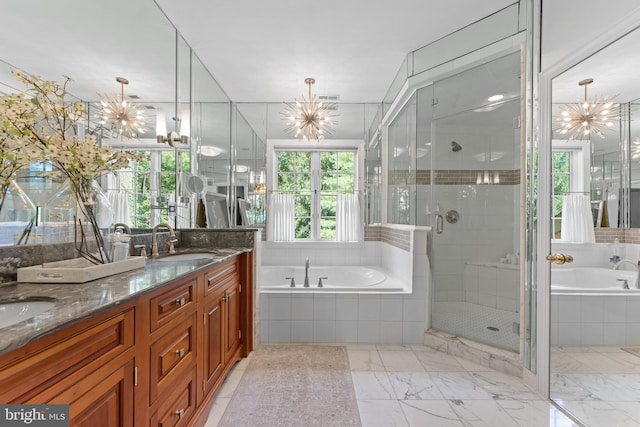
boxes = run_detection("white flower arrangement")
[0,69,142,262]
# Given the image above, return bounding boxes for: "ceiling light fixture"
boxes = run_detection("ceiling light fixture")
[283,77,337,141]
[98,77,145,138]
[555,78,618,139]
[487,94,504,102]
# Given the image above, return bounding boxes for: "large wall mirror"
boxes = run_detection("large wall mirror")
[0,0,232,248]
[549,25,640,426]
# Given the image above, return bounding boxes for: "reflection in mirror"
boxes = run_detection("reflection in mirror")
[549,25,640,427]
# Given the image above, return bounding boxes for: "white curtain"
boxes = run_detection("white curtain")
[336,193,361,242]
[106,190,130,227]
[268,193,295,241]
[561,194,595,243]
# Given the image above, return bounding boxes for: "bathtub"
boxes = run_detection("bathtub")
[551,267,640,295]
[259,265,408,293]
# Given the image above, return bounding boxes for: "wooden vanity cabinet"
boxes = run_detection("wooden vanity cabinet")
[200,258,242,398]
[0,252,253,427]
[0,303,137,427]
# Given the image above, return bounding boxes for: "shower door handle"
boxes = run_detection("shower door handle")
[435,213,443,234]
[546,253,574,264]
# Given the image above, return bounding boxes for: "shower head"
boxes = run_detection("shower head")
[451,141,462,152]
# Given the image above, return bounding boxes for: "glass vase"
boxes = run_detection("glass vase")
[43,178,114,264]
[0,180,37,246]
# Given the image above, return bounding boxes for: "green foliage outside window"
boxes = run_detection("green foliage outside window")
[277,150,355,240]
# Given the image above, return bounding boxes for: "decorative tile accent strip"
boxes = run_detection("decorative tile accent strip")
[364,225,381,241]
[389,169,521,185]
[624,229,640,244]
[594,228,627,243]
[381,226,410,251]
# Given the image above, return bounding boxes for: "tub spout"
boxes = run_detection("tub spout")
[304,258,310,287]
[613,259,640,289]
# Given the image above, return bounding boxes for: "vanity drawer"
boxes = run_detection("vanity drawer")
[149,277,196,332]
[204,258,239,294]
[149,313,196,404]
[149,366,197,427]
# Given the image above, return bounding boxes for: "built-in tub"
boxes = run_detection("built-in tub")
[551,267,639,295]
[259,265,408,293]
[550,267,640,346]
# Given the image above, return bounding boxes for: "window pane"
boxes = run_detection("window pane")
[295,152,311,171]
[553,152,570,173]
[295,173,312,192]
[552,196,563,217]
[278,173,295,190]
[338,152,355,173]
[554,175,570,195]
[295,217,311,239]
[278,152,295,172]
[337,174,354,192]
[320,218,336,239]
[320,195,336,216]
[321,173,337,191]
[295,195,311,217]
[321,152,337,171]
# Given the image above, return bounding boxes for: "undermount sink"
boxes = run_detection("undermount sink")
[155,253,216,262]
[0,299,56,329]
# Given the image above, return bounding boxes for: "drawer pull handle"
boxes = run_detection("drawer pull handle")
[175,348,185,357]
[175,297,186,306]
[174,409,185,419]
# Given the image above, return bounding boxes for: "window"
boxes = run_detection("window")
[551,141,590,238]
[275,149,356,240]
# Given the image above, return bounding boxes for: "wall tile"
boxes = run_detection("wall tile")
[291,321,313,342]
[313,321,336,342]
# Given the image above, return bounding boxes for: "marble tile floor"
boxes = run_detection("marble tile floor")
[551,345,640,426]
[206,344,580,427]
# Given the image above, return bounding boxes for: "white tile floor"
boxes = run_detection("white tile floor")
[551,345,640,426]
[205,344,581,427]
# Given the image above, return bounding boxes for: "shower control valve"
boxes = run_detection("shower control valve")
[610,255,621,264]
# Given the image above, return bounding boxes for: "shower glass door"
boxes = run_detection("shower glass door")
[428,51,522,351]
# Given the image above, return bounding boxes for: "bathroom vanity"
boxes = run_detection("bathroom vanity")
[0,248,254,427]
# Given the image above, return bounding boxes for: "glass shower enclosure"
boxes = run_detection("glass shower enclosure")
[387,51,522,352]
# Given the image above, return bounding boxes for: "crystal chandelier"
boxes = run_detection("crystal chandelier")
[283,77,337,141]
[555,78,617,139]
[97,77,146,138]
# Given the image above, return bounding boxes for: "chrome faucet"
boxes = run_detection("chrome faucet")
[304,258,310,287]
[613,259,640,289]
[151,223,176,258]
[113,223,131,234]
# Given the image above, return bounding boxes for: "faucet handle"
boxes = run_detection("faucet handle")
[134,244,147,258]
[611,255,621,264]
[285,277,295,287]
[617,278,630,289]
[169,239,178,255]
[318,277,328,288]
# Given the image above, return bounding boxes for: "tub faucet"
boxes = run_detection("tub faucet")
[304,258,310,287]
[151,223,176,258]
[613,259,640,289]
[113,223,131,234]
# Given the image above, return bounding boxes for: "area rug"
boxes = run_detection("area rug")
[218,344,362,427]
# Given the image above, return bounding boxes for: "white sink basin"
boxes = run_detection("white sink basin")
[155,253,216,262]
[0,300,55,329]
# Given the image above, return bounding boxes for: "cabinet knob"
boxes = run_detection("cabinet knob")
[175,297,186,306]
[175,348,185,358]
[174,409,185,419]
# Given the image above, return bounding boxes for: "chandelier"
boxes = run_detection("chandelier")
[97,77,145,138]
[283,77,337,141]
[555,78,617,139]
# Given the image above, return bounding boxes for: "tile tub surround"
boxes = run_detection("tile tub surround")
[0,247,251,354]
[259,226,429,344]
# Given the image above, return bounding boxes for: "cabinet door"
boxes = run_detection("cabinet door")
[203,289,225,394]
[53,359,135,427]
[224,280,241,363]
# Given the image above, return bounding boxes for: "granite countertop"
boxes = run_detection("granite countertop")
[0,247,249,356]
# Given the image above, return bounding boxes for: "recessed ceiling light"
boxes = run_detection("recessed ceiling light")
[487,94,504,102]
[199,146,222,157]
